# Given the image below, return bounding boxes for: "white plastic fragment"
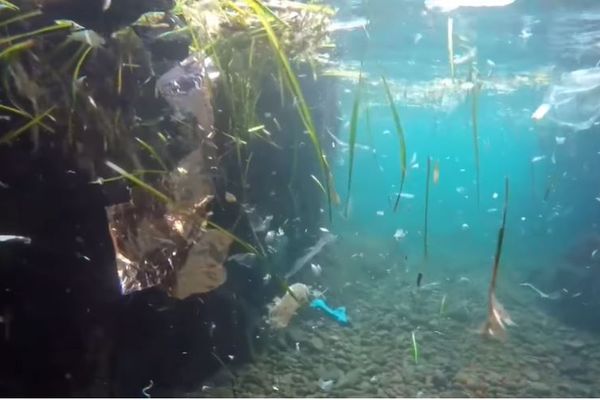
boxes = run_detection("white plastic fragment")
[531,103,551,121]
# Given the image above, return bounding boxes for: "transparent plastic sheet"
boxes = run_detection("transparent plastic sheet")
[424,0,515,12]
[107,54,231,297]
[533,67,600,131]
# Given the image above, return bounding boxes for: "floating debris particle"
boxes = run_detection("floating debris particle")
[433,160,440,184]
[416,272,423,287]
[318,378,334,392]
[0,235,31,244]
[142,380,153,398]
[225,191,237,203]
[227,252,257,268]
[263,274,271,284]
[555,136,566,145]
[531,155,546,163]
[393,229,407,240]
[410,152,418,166]
[520,282,561,299]
[327,17,368,32]
[376,210,385,216]
[285,233,336,279]
[310,263,322,276]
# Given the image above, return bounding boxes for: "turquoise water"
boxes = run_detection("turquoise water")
[331,5,559,273]
[210,1,600,397]
[3,0,600,397]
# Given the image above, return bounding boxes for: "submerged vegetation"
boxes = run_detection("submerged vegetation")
[0,0,339,296]
[482,177,514,340]
[344,68,362,217]
[5,0,600,397]
[471,80,481,206]
[381,74,407,212]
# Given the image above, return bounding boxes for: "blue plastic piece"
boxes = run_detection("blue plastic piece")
[310,298,350,326]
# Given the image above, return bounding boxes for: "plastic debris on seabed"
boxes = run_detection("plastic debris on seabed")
[318,378,334,392]
[267,283,312,329]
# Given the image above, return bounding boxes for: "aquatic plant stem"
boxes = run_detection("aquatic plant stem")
[344,68,362,218]
[135,137,168,171]
[72,45,93,101]
[471,82,481,207]
[246,0,333,222]
[105,160,172,204]
[530,161,536,201]
[0,9,41,29]
[381,75,407,212]
[0,21,71,46]
[411,331,419,364]
[0,0,19,11]
[485,177,509,328]
[424,156,431,261]
[0,106,55,145]
[491,177,508,290]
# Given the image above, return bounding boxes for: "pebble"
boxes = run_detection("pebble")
[308,336,325,352]
[432,370,447,388]
[564,339,585,350]
[209,279,599,398]
[337,368,362,389]
[524,369,540,381]
[529,381,551,395]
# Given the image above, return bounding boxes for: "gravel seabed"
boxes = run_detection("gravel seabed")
[190,240,600,398]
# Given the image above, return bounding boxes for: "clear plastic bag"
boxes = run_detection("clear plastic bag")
[533,67,600,131]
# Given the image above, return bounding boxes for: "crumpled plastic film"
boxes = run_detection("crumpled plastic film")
[533,67,600,131]
[107,54,231,297]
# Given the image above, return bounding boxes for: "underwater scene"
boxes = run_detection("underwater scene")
[1,0,600,397]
